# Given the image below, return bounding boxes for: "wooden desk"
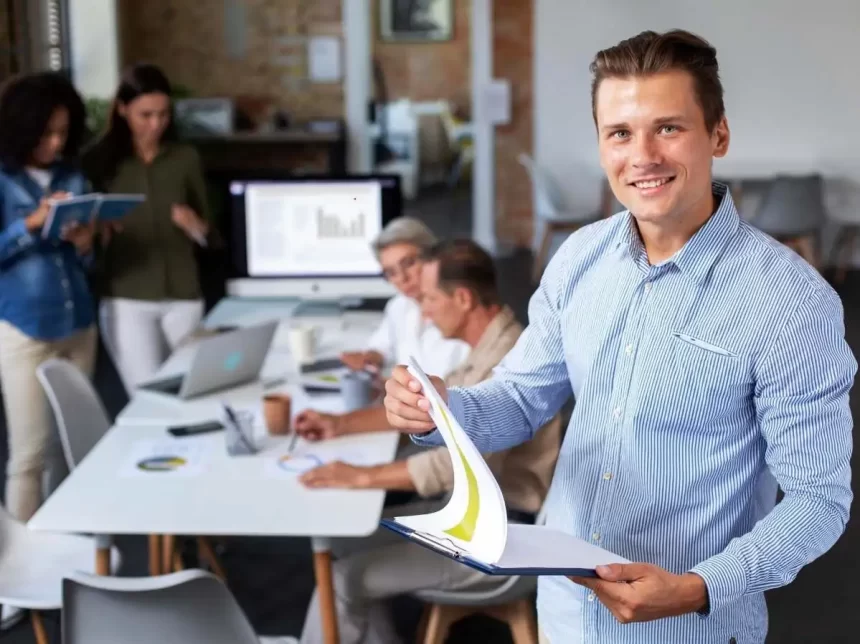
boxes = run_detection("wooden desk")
[188,125,347,175]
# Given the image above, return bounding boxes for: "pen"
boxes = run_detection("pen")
[223,404,256,453]
[287,431,299,454]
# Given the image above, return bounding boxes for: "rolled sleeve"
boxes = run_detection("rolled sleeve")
[0,217,36,265]
[406,447,454,497]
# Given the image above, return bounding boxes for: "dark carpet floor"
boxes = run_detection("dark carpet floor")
[2,186,859,642]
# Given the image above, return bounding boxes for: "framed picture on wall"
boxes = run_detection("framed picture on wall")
[380,0,453,43]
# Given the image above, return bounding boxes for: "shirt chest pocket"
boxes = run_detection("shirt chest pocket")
[644,331,753,429]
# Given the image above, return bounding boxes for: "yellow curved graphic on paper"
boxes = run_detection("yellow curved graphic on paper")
[438,405,479,542]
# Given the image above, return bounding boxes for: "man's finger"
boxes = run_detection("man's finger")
[595,563,651,582]
[386,396,433,423]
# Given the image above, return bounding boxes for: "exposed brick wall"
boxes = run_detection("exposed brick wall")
[493,0,534,248]
[371,0,471,112]
[117,0,344,121]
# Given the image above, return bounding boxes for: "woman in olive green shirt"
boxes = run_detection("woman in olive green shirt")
[83,64,215,393]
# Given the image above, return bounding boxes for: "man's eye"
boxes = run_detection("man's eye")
[612,130,630,140]
[660,125,678,134]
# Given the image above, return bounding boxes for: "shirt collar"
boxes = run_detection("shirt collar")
[614,181,740,285]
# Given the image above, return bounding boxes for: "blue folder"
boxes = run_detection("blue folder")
[42,193,144,240]
[380,519,626,577]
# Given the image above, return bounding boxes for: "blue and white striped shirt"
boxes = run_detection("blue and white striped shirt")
[417,183,856,643]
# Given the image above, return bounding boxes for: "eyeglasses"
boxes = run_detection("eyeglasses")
[381,254,420,281]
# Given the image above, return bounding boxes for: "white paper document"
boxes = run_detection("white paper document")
[120,440,209,478]
[382,357,629,575]
[265,441,389,478]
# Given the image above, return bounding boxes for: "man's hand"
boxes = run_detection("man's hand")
[294,410,342,442]
[383,365,447,433]
[340,350,383,373]
[569,564,708,624]
[61,221,95,255]
[299,461,372,489]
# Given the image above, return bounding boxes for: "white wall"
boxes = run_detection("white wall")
[535,0,860,229]
[68,0,120,98]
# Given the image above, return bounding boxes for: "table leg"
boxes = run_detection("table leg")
[311,537,340,644]
[149,534,162,575]
[162,534,176,573]
[95,547,111,575]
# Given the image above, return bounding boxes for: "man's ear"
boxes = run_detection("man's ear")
[452,286,474,312]
[712,116,730,159]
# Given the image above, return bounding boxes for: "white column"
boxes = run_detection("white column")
[68,0,120,98]
[342,0,373,174]
[471,0,496,254]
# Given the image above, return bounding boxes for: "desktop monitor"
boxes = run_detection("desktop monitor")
[227,174,402,299]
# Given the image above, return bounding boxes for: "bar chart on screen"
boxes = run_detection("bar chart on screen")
[245,181,382,276]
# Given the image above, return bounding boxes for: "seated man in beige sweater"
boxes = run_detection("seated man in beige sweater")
[296,239,563,644]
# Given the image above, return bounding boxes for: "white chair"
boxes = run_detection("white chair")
[518,154,614,281]
[62,569,294,644]
[0,503,120,644]
[375,99,421,199]
[410,505,549,644]
[36,358,224,579]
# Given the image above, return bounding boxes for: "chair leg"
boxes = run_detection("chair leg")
[506,599,539,644]
[421,604,474,644]
[833,226,858,284]
[148,534,162,575]
[532,226,553,283]
[31,611,49,644]
[793,235,819,270]
[415,605,431,644]
[197,536,227,581]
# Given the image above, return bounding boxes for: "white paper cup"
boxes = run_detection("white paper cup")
[288,325,317,365]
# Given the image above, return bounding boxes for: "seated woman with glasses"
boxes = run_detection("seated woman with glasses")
[340,217,469,376]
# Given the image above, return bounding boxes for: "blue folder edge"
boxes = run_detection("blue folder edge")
[379,519,597,578]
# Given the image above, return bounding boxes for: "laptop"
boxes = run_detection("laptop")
[138,321,279,400]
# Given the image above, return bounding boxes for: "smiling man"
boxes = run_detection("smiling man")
[383,30,857,644]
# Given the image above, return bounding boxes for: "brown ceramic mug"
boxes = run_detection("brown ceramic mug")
[262,393,292,435]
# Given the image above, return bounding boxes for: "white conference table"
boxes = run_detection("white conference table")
[28,297,400,644]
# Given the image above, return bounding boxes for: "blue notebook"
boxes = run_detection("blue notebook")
[42,193,144,240]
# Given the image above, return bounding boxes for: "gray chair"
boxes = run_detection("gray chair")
[62,569,293,644]
[36,358,226,580]
[411,505,547,644]
[749,174,827,269]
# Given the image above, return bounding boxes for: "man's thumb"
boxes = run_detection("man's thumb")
[595,563,647,582]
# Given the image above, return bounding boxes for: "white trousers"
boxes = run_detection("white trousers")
[0,322,96,521]
[99,297,203,394]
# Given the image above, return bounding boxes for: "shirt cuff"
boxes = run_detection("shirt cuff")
[689,550,747,617]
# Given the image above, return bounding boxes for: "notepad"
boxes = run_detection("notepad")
[42,193,145,240]
[380,357,629,576]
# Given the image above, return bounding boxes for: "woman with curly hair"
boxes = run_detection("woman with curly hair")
[83,64,215,393]
[0,72,96,521]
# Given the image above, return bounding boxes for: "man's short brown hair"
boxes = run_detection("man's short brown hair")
[422,239,500,308]
[590,29,725,132]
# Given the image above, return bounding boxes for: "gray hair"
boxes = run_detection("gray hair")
[371,217,438,260]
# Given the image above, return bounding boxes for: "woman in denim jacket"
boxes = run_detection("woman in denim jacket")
[0,72,97,522]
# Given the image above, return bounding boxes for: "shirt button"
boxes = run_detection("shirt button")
[624,344,633,355]
[612,407,622,419]
[602,472,613,481]
[592,532,601,541]
[587,593,596,602]
[644,282,652,293]
[62,279,69,288]
[65,301,73,309]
